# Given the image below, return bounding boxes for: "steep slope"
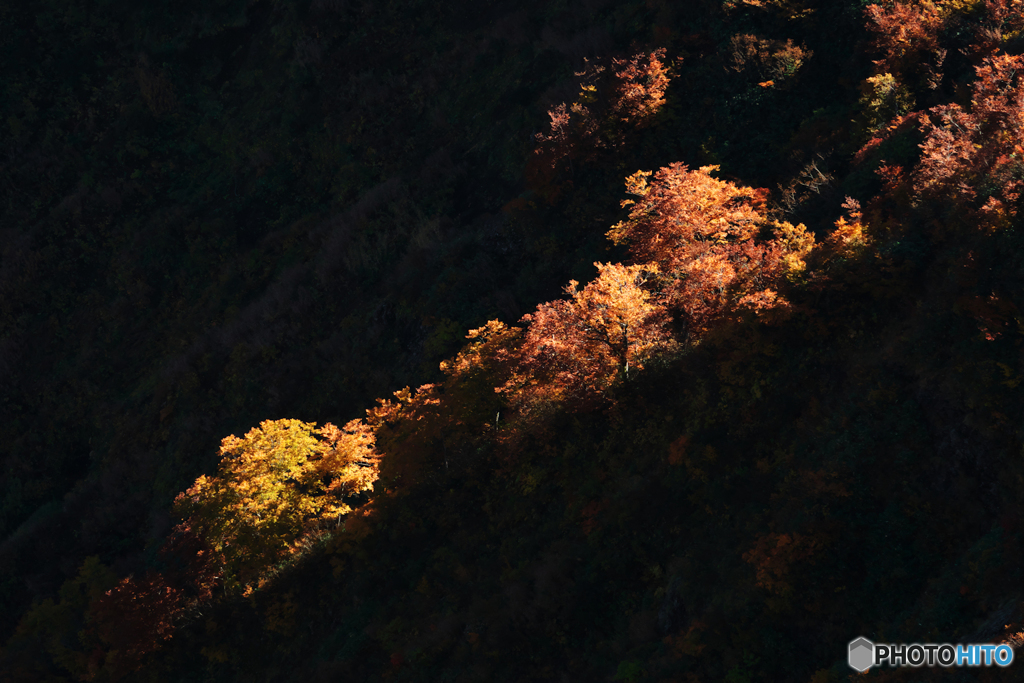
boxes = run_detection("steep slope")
[3,1,1023,682]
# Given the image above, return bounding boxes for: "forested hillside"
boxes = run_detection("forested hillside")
[1,0,1022,681]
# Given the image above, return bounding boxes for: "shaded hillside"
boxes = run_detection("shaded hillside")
[2,0,1023,681]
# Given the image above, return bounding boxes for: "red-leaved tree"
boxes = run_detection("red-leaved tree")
[914,53,1024,230]
[864,1,946,88]
[86,524,222,678]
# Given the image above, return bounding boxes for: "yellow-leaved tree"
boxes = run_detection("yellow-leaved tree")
[173,418,378,591]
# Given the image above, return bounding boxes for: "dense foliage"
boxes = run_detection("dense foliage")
[2,0,1023,681]
[174,418,378,591]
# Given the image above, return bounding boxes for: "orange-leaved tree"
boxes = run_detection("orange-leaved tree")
[438,320,524,431]
[440,320,524,402]
[531,48,671,178]
[608,164,764,268]
[365,383,446,487]
[501,262,675,415]
[863,0,1024,90]
[608,164,813,337]
[357,323,528,484]
[606,48,671,129]
[173,418,379,591]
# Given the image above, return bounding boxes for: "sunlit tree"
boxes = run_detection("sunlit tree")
[173,418,379,590]
[608,164,812,336]
[502,262,675,414]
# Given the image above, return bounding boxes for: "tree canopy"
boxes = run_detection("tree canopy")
[172,418,379,590]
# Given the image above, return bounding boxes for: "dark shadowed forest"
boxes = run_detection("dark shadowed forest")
[1,0,1022,680]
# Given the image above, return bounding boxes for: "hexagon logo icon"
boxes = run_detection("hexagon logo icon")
[848,637,874,672]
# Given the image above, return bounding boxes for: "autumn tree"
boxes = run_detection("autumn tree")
[501,262,675,415]
[87,572,184,677]
[865,1,945,85]
[972,0,1024,57]
[609,165,763,265]
[365,383,446,486]
[531,49,671,178]
[440,320,524,401]
[606,48,671,128]
[858,73,916,134]
[806,198,873,281]
[366,268,673,458]
[83,516,227,678]
[607,164,813,336]
[438,320,524,430]
[173,418,379,591]
[727,34,811,87]
[864,0,1024,91]
[913,53,1024,230]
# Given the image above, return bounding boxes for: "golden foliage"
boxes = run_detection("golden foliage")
[173,418,379,590]
[859,73,916,133]
[770,220,815,281]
